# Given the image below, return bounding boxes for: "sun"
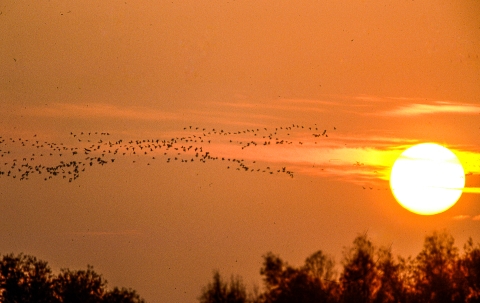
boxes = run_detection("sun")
[389,143,465,215]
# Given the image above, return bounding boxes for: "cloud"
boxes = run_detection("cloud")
[211,100,328,114]
[385,101,480,116]
[19,102,182,121]
[452,215,470,220]
[67,230,142,236]
[461,187,480,193]
[452,215,480,221]
[353,95,392,103]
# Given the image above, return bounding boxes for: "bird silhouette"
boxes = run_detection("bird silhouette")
[0,123,337,182]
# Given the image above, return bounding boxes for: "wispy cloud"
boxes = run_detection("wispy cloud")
[454,215,480,221]
[185,108,285,127]
[5,96,480,192]
[453,215,470,220]
[340,94,480,117]
[276,98,339,107]
[352,94,393,103]
[204,140,403,185]
[19,102,182,121]
[202,136,480,189]
[384,101,480,116]
[461,187,480,193]
[211,100,328,114]
[66,230,142,236]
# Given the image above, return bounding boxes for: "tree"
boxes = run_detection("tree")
[103,287,146,303]
[54,265,106,303]
[0,253,146,303]
[198,270,252,303]
[373,246,407,303]
[413,230,466,303]
[0,253,58,303]
[340,234,378,303]
[303,250,336,283]
[260,252,285,302]
[260,251,337,303]
[462,238,480,302]
[199,231,480,303]
[302,250,339,302]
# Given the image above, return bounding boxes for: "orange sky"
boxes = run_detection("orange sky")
[1,1,480,302]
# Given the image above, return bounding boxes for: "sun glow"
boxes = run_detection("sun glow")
[389,143,465,215]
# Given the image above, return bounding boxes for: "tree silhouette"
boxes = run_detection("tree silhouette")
[411,231,467,303]
[373,246,407,303]
[54,265,106,303]
[303,250,336,283]
[462,238,480,302]
[199,230,480,303]
[339,234,378,303]
[198,270,256,303]
[0,254,145,303]
[0,253,58,303]
[259,251,337,303]
[103,287,146,303]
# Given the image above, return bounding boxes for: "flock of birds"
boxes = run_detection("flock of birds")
[0,124,334,183]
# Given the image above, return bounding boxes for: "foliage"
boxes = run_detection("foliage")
[55,265,106,303]
[260,250,338,303]
[373,247,406,303]
[198,270,256,303]
[411,231,464,302]
[0,253,57,303]
[103,287,145,303]
[340,234,377,303]
[199,231,480,303]
[462,238,480,302]
[0,254,145,303]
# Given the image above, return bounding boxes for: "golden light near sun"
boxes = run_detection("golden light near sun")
[390,143,465,215]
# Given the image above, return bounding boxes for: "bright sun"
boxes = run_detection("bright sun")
[390,143,465,215]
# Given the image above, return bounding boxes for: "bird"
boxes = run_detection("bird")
[1,123,337,182]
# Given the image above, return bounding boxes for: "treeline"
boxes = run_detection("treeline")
[199,231,480,303]
[0,253,145,303]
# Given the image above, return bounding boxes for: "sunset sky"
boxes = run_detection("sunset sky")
[1,1,480,302]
